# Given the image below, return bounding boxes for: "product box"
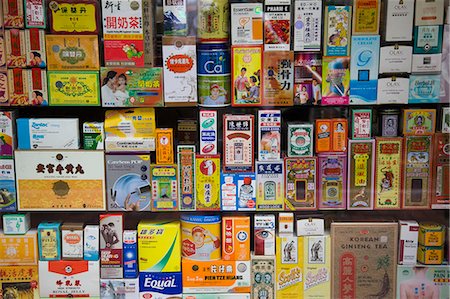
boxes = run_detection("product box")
[183,295,250,299]
[3,0,24,28]
[196,0,228,42]
[223,114,254,172]
[0,159,16,212]
[48,71,100,106]
[419,223,445,247]
[384,0,414,42]
[0,111,15,157]
[285,157,317,210]
[255,161,284,211]
[142,0,154,67]
[177,145,196,211]
[177,119,197,145]
[408,74,441,104]
[8,68,48,106]
[264,0,290,51]
[123,230,137,278]
[317,153,347,210]
[315,119,331,153]
[83,122,104,150]
[155,128,174,164]
[196,154,220,211]
[374,137,403,209]
[104,39,146,68]
[417,244,444,265]
[415,0,445,26]
[296,218,324,236]
[48,0,100,34]
[377,76,410,104]
[288,123,313,157]
[275,236,303,299]
[403,109,436,135]
[403,136,433,209]
[15,150,106,210]
[293,53,322,105]
[222,216,250,261]
[432,133,449,209]
[139,272,182,299]
[199,110,217,155]
[352,0,380,35]
[6,69,28,105]
[46,35,99,70]
[398,220,419,265]
[221,172,256,211]
[397,265,450,299]
[351,109,372,139]
[347,140,375,210]
[321,56,350,105]
[5,29,26,68]
[251,255,275,298]
[182,260,251,293]
[442,107,450,132]
[37,222,61,261]
[349,35,380,105]
[258,110,281,160]
[163,0,186,36]
[230,3,263,45]
[39,260,100,297]
[380,111,400,137]
[379,45,413,74]
[106,154,151,212]
[84,224,99,261]
[25,29,46,68]
[254,214,275,256]
[100,67,163,107]
[61,222,84,260]
[25,0,46,28]
[331,222,398,299]
[231,45,263,106]
[324,6,351,56]
[441,24,449,103]
[303,235,331,298]
[2,213,30,234]
[332,119,348,152]
[293,0,322,52]
[278,212,294,234]
[0,265,39,298]
[100,278,139,299]
[414,25,443,54]
[100,214,123,279]
[262,51,294,106]
[137,220,181,272]
[0,229,37,265]
[412,53,442,73]
[162,36,197,106]
[151,164,178,211]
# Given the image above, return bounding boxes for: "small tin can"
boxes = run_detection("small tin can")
[197,0,229,42]
[198,43,231,107]
[380,109,399,137]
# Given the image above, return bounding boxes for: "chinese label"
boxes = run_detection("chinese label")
[293,0,322,51]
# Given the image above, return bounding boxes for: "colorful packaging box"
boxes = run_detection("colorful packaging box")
[403,109,436,135]
[258,110,281,161]
[196,154,220,211]
[255,161,284,211]
[315,119,331,153]
[48,0,100,34]
[332,119,348,151]
[155,128,174,164]
[163,0,187,36]
[15,150,106,211]
[398,220,419,265]
[0,229,37,265]
[349,35,380,105]
[415,0,445,26]
[25,0,46,28]
[442,107,450,132]
[0,159,16,212]
[231,45,263,106]
[3,0,25,28]
[196,0,229,42]
[377,76,410,105]
[139,272,182,299]
[199,110,217,155]
[262,51,294,106]
[408,74,441,104]
[285,157,317,210]
[264,0,291,51]
[5,29,26,68]
[223,114,254,172]
[287,123,313,157]
[137,220,181,272]
[123,230,138,278]
[384,0,414,42]
[293,53,322,106]
[162,36,197,106]
[324,6,351,56]
[100,278,139,299]
[84,224,99,261]
[230,3,263,45]
[322,56,350,105]
[183,295,250,299]
[352,0,380,35]
[251,255,275,298]
[0,265,39,298]
[100,214,123,279]
[177,145,196,211]
[303,235,331,298]
[37,222,61,261]
[221,172,256,211]
[293,0,322,52]
[351,109,372,139]
[347,140,375,210]
[151,164,178,211]
[2,213,30,234]
[380,110,400,137]
[61,222,84,260]
[417,244,444,265]
[48,71,100,106]
[39,260,100,297]
[83,122,104,150]
[379,45,413,74]
[275,236,303,299]
[25,29,46,68]
[331,222,398,299]
[419,223,445,247]
[397,265,450,299]
[296,217,324,236]
[222,216,250,261]
[432,133,449,209]
[46,35,99,70]
[8,69,48,106]
[278,212,294,234]
[317,153,347,210]
[374,137,403,209]
[441,24,449,103]
[254,214,275,256]
[0,72,9,105]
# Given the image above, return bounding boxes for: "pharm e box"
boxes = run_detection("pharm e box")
[0,229,38,265]
[139,272,182,299]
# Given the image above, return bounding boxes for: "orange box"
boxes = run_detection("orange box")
[332,119,348,152]
[155,128,174,165]
[0,229,38,265]
[315,119,332,153]
[222,216,250,261]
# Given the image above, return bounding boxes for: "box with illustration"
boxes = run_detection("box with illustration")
[0,230,37,265]
[155,128,174,164]
[251,255,275,298]
[258,110,281,161]
[230,3,263,45]
[48,71,100,106]
[223,114,254,173]
[264,0,291,51]
[408,75,441,104]
[25,29,46,68]
[285,157,317,210]
[139,272,182,299]
[294,53,322,105]
[46,35,99,70]
[293,0,322,52]
[221,172,256,211]
[287,123,314,157]
[397,265,449,299]
[317,153,347,210]
[0,159,16,212]
[25,0,46,28]
[256,161,284,211]
[0,266,39,299]
[3,0,24,28]
[262,51,294,106]
[432,133,449,209]
[403,109,436,135]
[163,0,187,36]
[352,0,380,35]
[100,214,123,279]
[196,154,220,211]
[100,278,139,299]
[5,29,26,68]
[199,110,217,155]
[324,6,352,56]
[276,236,303,299]
[151,164,178,211]
[177,145,196,211]
[48,0,100,34]
[351,109,372,139]
[303,235,331,299]
[322,56,350,105]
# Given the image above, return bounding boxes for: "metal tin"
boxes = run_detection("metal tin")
[197,0,229,42]
[380,109,399,137]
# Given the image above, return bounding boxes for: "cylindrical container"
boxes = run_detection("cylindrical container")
[197,0,229,42]
[181,214,221,260]
[380,109,399,137]
[197,43,231,107]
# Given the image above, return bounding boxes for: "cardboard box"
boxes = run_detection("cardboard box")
[3,0,25,28]
[123,230,137,278]
[196,155,221,211]
[264,0,291,51]
[104,39,146,68]
[39,260,100,297]
[100,214,123,279]
[137,220,181,272]
[384,0,414,42]
[84,225,99,261]
[379,45,413,74]
[285,157,317,210]
[412,53,442,73]
[25,29,46,68]
[183,260,251,293]
[276,236,303,299]
[139,272,182,299]
[222,216,250,261]
[221,172,256,211]
[2,213,30,234]
[296,218,324,236]
[223,114,254,172]
[0,159,16,212]
[48,71,100,106]
[403,109,436,136]
[293,53,322,105]
[419,223,446,247]
[258,110,281,160]
[332,119,348,152]
[380,110,400,137]
[255,161,284,211]
[177,145,196,211]
[315,119,332,153]
[150,165,178,211]
[262,51,294,106]
[417,244,444,265]
[323,6,351,56]
[100,278,139,299]
[251,255,275,298]
[231,3,263,45]
[15,150,106,211]
[48,0,100,34]
[8,69,48,106]
[0,266,39,298]
[184,295,250,299]
[61,222,84,260]
[408,74,441,104]
[398,220,419,265]
[163,0,186,36]
[352,0,380,35]
[414,0,445,26]
[397,265,450,299]
[0,229,37,265]
[293,0,322,51]
[199,110,217,155]
[331,222,398,299]
[377,76,410,105]
[442,107,450,132]
[278,213,294,235]
[321,56,350,105]
[0,111,15,157]
[5,29,26,67]
[432,133,449,209]
[83,122,104,150]
[414,25,444,54]
[317,153,347,210]
[155,128,174,164]
[254,214,275,255]
[37,222,61,261]
[25,0,46,28]
[303,235,331,299]
[106,154,151,211]
[287,123,313,157]
[177,120,197,146]
[351,109,372,139]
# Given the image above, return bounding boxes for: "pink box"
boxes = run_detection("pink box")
[317,153,347,209]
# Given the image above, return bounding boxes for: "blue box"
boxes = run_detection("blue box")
[350,35,380,105]
[139,272,182,298]
[409,75,441,103]
[123,230,138,278]
[0,159,16,212]
[221,172,256,211]
[37,222,61,261]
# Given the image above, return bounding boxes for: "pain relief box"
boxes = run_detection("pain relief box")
[254,214,276,256]
[222,216,251,261]
[182,260,251,293]
[315,119,348,153]
[100,278,139,299]
[398,220,419,265]
[0,265,39,298]
[276,236,303,299]
[251,255,275,298]
[100,214,123,279]
[417,244,444,265]
[303,235,331,299]
[2,213,30,234]
[38,260,100,298]
[0,229,38,265]
[139,272,182,299]
[61,222,84,260]
[397,265,449,299]
[37,222,61,261]
[137,220,181,273]
[123,230,138,279]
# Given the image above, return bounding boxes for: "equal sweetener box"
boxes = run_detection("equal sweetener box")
[139,272,182,299]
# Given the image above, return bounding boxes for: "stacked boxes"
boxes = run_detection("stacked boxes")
[417,223,446,265]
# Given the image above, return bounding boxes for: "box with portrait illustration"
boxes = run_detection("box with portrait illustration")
[100,214,123,279]
[397,265,449,299]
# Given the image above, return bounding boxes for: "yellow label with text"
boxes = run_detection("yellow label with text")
[354,153,369,187]
[51,3,97,33]
[276,236,303,299]
[48,72,100,106]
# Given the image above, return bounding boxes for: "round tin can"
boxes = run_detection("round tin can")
[181,214,221,260]
[197,43,231,107]
[380,109,399,137]
[197,0,229,42]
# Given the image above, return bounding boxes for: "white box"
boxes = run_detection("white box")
[384,0,415,42]
[293,0,322,51]
[2,213,31,234]
[379,45,413,74]
[17,118,80,150]
[83,122,104,150]
[84,225,99,261]
[105,137,156,152]
[231,3,263,45]
[100,278,139,299]
[199,110,217,155]
[258,110,281,161]
[398,220,419,265]
[412,54,442,73]
[61,223,84,260]
[278,213,294,235]
[254,214,275,255]
[296,218,325,236]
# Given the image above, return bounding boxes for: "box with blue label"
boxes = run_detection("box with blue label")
[84,225,99,261]
[221,172,256,211]
[101,278,139,299]
[0,159,16,212]
[17,118,80,150]
[123,230,138,278]
[38,222,61,261]
[350,35,380,105]
[139,272,182,299]
[2,213,30,234]
[409,75,441,103]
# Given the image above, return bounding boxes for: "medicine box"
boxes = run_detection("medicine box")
[2,213,30,234]
[0,159,16,212]
[37,222,61,261]
[0,229,38,265]
[418,223,446,247]
[100,214,123,279]
[83,122,104,150]
[100,278,139,299]
[0,266,39,298]
[276,236,303,299]
[221,172,256,211]
[222,216,251,261]
[61,222,84,260]
[255,161,284,211]
[303,235,331,299]
[0,111,16,157]
[254,214,276,256]
[156,128,174,165]
[397,265,449,299]
[251,255,275,298]
[84,224,99,261]
[278,212,294,235]
[123,230,138,279]
[398,220,419,265]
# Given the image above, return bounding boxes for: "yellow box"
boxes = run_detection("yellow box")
[0,266,39,298]
[419,223,446,246]
[48,71,100,106]
[105,108,156,139]
[0,230,38,265]
[303,235,331,299]
[195,154,221,210]
[417,244,444,265]
[276,236,303,299]
[138,220,181,272]
[156,128,174,165]
[222,216,250,261]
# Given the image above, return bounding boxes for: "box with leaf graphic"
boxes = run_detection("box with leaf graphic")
[48,71,100,106]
